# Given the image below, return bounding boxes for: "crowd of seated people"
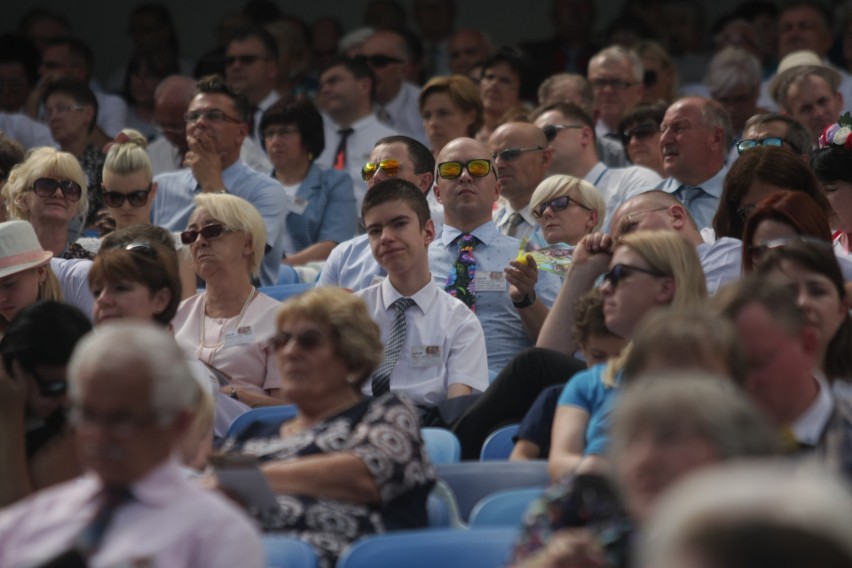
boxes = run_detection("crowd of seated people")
[3,1,852,566]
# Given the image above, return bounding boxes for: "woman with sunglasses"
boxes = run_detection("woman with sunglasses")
[712,146,832,240]
[2,147,90,259]
[617,102,667,177]
[530,175,605,247]
[260,98,356,267]
[418,75,484,156]
[548,230,707,481]
[0,300,92,506]
[172,193,283,408]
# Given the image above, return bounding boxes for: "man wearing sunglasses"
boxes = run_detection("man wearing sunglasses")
[531,101,661,231]
[315,57,399,211]
[357,31,428,146]
[151,75,287,287]
[224,27,280,146]
[429,137,561,372]
[319,135,435,291]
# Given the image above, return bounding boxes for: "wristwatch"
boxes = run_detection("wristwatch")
[513,289,536,309]
[229,387,239,400]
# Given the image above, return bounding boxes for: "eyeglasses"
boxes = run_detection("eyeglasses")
[620,122,660,146]
[602,263,666,289]
[532,195,591,218]
[590,78,637,90]
[184,110,244,125]
[32,371,67,398]
[102,186,152,208]
[263,126,300,139]
[618,207,669,235]
[542,124,583,142]
[44,105,87,119]
[224,54,267,66]
[180,223,233,245]
[362,159,401,181]
[437,159,492,179]
[355,54,404,68]
[735,137,801,155]
[269,329,328,351]
[492,146,544,162]
[31,178,82,202]
[749,236,833,263]
[69,406,157,436]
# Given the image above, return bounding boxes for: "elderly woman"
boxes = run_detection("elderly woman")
[3,146,90,259]
[0,301,92,506]
[418,75,483,157]
[530,175,605,247]
[261,98,356,266]
[172,193,282,407]
[239,287,435,567]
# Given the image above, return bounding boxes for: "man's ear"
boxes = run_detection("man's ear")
[669,204,687,230]
[423,218,435,246]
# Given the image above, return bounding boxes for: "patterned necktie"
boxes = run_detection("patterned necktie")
[446,233,477,310]
[77,486,133,557]
[372,297,416,396]
[506,212,524,237]
[334,128,354,170]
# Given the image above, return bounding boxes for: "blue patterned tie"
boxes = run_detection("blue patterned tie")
[371,297,416,396]
[446,233,477,311]
[77,487,133,556]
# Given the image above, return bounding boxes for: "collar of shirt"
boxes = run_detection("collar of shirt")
[257,90,280,113]
[78,455,187,509]
[792,372,834,446]
[439,221,500,247]
[662,166,728,199]
[583,161,608,187]
[380,277,437,315]
[494,204,535,229]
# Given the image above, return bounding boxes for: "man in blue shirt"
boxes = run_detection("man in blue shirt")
[151,75,287,287]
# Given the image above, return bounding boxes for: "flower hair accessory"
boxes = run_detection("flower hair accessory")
[819,112,852,149]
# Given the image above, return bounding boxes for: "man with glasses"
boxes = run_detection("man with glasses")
[531,101,661,230]
[224,27,280,146]
[357,31,428,145]
[0,323,264,567]
[587,46,644,141]
[428,137,561,371]
[319,135,435,291]
[151,75,286,287]
[736,112,812,165]
[488,122,552,240]
[315,57,398,211]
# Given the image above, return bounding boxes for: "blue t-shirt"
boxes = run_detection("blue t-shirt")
[557,364,621,455]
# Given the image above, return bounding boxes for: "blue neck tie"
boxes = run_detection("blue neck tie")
[77,486,133,557]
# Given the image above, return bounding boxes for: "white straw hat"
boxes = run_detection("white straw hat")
[769,49,841,104]
[0,221,53,279]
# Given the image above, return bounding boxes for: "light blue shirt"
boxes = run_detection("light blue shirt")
[659,166,727,231]
[428,221,561,371]
[151,161,288,287]
[697,236,742,295]
[281,163,357,251]
[317,234,385,291]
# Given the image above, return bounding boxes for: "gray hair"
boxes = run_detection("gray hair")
[775,65,841,110]
[68,322,198,424]
[699,97,734,153]
[704,46,762,97]
[537,73,594,113]
[591,45,643,83]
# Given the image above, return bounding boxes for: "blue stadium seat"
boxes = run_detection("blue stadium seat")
[277,264,300,285]
[468,487,544,527]
[480,423,520,460]
[421,427,461,465]
[263,535,318,568]
[337,527,519,568]
[225,405,298,441]
[259,283,315,302]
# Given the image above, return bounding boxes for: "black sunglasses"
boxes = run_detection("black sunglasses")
[102,186,152,208]
[33,370,67,398]
[356,54,404,68]
[602,263,666,289]
[269,329,327,351]
[180,223,232,245]
[31,178,82,202]
[620,122,659,147]
[492,146,543,162]
[532,195,591,218]
[542,124,583,142]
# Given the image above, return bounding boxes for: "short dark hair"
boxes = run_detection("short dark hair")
[227,26,279,60]
[481,45,537,103]
[743,113,812,159]
[780,0,831,28]
[714,274,807,338]
[44,37,94,76]
[194,74,251,123]
[530,101,596,133]
[812,144,852,184]
[374,135,436,175]
[259,97,324,157]
[362,178,431,229]
[42,78,98,133]
[0,135,24,183]
[320,56,377,103]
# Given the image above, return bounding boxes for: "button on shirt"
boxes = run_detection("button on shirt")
[357,278,489,405]
[659,166,727,231]
[0,458,264,568]
[428,222,562,371]
[151,160,288,287]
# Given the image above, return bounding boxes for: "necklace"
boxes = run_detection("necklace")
[196,287,256,364]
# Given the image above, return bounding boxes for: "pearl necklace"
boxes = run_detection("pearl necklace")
[196,287,256,365]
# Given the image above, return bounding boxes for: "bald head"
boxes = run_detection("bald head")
[487,122,551,210]
[611,190,700,242]
[435,137,499,231]
[154,75,195,152]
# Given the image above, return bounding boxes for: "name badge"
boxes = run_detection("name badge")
[223,326,256,347]
[288,197,309,215]
[411,345,442,367]
[475,271,507,292]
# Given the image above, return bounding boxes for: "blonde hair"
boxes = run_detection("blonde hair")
[275,287,382,388]
[103,128,152,180]
[3,147,89,222]
[530,174,605,233]
[0,266,63,333]
[193,193,266,279]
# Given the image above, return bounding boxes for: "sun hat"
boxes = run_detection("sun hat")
[0,221,53,279]
[769,50,841,104]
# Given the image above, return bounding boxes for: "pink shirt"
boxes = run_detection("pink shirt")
[173,291,281,394]
[0,458,264,568]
